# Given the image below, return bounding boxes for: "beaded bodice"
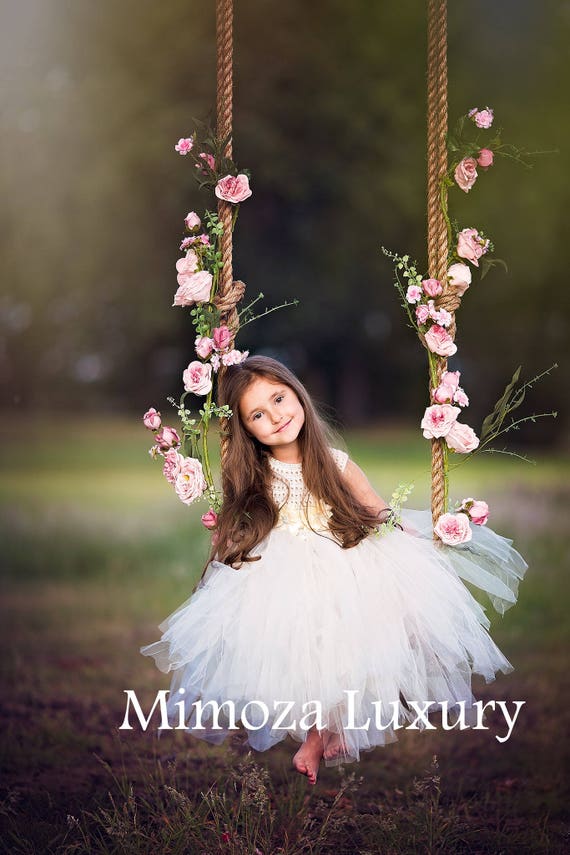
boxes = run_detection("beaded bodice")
[267,448,349,536]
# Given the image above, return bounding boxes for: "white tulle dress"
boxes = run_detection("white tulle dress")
[140,448,528,766]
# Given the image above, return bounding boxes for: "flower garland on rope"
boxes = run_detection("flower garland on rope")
[384,106,557,546]
[142,125,296,527]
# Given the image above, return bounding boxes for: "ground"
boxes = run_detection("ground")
[0,417,568,853]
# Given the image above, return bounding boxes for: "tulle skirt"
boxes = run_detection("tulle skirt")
[140,508,527,766]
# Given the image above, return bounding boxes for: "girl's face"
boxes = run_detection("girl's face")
[238,376,305,458]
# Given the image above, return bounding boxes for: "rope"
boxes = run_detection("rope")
[426,0,449,529]
[214,0,241,462]
[214,0,242,340]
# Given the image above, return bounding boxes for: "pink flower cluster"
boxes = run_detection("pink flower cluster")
[453,105,495,193]
[173,252,213,307]
[456,228,490,268]
[162,449,207,505]
[407,277,460,356]
[468,107,494,129]
[142,409,208,505]
[421,404,479,453]
[197,152,215,173]
[434,497,489,545]
[432,370,469,407]
[180,211,211,246]
[193,324,249,374]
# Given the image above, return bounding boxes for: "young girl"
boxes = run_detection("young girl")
[141,355,527,785]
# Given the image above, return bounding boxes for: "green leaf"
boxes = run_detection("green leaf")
[480,258,492,280]
[480,366,522,443]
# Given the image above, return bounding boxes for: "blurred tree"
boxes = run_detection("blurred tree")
[0,0,567,442]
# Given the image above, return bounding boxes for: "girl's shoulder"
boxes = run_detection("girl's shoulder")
[329,447,349,473]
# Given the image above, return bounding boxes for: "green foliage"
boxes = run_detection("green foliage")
[478,364,558,450]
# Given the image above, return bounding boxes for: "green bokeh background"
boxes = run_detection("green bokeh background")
[1,0,567,437]
[1,2,569,851]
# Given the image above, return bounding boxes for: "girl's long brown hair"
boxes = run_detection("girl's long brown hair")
[207,356,381,570]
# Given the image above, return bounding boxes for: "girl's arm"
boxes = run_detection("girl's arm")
[342,459,391,521]
[342,459,416,534]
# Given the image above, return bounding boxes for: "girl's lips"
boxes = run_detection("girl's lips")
[275,418,292,433]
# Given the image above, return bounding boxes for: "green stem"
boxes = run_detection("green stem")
[201,392,214,494]
[239,299,300,329]
[440,176,453,262]
[426,351,449,513]
[442,441,449,512]
[427,352,439,391]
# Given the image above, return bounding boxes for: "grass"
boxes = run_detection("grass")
[0,415,569,853]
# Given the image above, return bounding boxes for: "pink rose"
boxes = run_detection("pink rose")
[415,304,430,325]
[196,152,215,171]
[221,349,249,366]
[445,421,480,453]
[212,325,232,352]
[456,228,490,267]
[201,508,218,529]
[434,512,472,545]
[454,157,478,193]
[460,497,489,526]
[173,270,213,306]
[180,237,194,251]
[453,388,469,407]
[198,233,211,245]
[210,353,221,372]
[441,370,461,391]
[162,448,184,484]
[424,324,457,357]
[143,407,161,430]
[183,360,213,395]
[438,308,452,328]
[195,335,214,358]
[469,500,489,526]
[406,284,423,304]
[469,107,494,129]
[432,383,456,405]
[447,263,472,296]
[215,173,252,204]
[174,137,193,155]
[154,426,181,451]
[428,303,452,327]
[477,148,494,169]
[174,457,207,505]
[176,251,198,277]
[422,278,443,297]
[421,404,461,439]
[184,212,201,231]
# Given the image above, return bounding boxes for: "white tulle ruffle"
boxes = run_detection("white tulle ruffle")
[140,510,527,765]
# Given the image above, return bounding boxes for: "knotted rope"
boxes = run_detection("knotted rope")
[426,0,456,529]
[214,0,242,338]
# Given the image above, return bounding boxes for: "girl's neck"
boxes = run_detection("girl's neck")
[269,441,302,465]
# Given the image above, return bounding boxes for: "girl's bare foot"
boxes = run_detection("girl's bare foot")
[292,729,324,785]
[322,729,349,761]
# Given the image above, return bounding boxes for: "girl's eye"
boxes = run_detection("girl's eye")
[275,395,284,403]
[252,412,263,421]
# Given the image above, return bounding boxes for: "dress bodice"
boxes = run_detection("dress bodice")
[267,448,349,536]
